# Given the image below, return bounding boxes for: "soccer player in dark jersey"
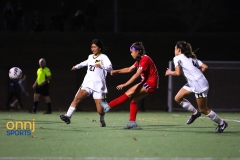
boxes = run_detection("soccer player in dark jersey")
[100,42,159,129]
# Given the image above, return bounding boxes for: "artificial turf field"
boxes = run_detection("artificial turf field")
[0,111,240,160]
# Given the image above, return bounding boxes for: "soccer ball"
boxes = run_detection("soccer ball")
[9,67,22,80]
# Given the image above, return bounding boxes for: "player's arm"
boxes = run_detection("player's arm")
[96,55,112,72]
[165,66,181,76]
[72,60,88,70]
[116,68,142,90]
[200,63,208,72]
[111,65,136,75]
[124,68,142,86]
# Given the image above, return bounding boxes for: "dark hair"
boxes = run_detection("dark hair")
[91,39,104,52]
[130,42,146,56]
[176,41,197,58]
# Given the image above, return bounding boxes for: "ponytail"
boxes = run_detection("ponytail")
[176,41,198,58]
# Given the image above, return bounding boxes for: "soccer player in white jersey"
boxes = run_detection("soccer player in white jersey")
[165,41,228,133]
[60,39,112,127]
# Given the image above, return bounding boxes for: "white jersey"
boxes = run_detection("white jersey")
[173,54,209,93]
[75,53,112,93]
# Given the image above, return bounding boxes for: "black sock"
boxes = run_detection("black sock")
[33,101,38,112]
[47,102,51,112]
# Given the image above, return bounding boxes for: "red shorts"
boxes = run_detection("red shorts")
[143,79,158,94]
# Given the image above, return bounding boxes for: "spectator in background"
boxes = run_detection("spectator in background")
[85,0,98,32]
[15,0,25,31]
[71,9,85,32]
[10,75,29,109]
[29,58,52,114]
[6,77,24,111]
[50,13,64,32]
[31,10,45,33]
[50,1,69,32]
[59,1,69,29]
[3,0,15,31]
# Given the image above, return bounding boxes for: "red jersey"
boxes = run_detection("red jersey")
[134,55,159,88]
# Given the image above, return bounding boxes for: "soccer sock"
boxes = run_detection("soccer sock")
[179,98,198,114]
[206,110,224,125]
[33,101,38,112]
[129,101,138,121]
[66,106,76,118]
[47,102,51,112]
[108,93,129,108]
[99,114,104,121]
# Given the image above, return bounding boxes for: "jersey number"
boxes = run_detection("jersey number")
[192,60,200,69]
[89,65,95,71]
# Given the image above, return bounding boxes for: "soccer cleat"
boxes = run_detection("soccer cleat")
[187,112,201,124]
[215,121,228,133]
[100,101,111,112]
[123,121,137,129]
[60,114,71,124]
[99,119,106,127]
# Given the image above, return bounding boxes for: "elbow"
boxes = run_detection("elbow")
[175,71,181,76]
[127,69,132,73]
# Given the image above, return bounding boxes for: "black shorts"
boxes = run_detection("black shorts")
[35,83,50,96]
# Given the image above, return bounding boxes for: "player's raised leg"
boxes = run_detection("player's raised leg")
[60,89,88,124]
[100,93,129,112]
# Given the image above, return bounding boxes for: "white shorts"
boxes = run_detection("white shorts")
[183,85,208,98]
[81,86,105,99]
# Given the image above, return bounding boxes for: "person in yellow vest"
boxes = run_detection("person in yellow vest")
[29,58,52,114]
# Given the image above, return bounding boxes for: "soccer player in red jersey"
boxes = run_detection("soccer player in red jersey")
[100,42,159,129]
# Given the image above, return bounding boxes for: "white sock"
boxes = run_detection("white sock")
[179,98,198,114]
[207,110,223,125]
[66,106,76,118]
[99,114,104,121]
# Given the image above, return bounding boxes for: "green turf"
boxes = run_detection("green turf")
[0,111,240,160]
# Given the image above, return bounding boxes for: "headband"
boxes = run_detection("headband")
[130,46,137,51]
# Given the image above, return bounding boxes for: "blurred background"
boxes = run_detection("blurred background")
[1,0,240,112]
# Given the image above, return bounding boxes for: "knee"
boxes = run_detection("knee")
[174,96,182,104]
[125,91,133,97]
[98,110,105,116]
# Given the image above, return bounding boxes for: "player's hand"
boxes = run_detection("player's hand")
[111,70,117,75]
[165,68,172,76]
[71,66,77,70]
[116,84,125,90]
[95,63,101,68]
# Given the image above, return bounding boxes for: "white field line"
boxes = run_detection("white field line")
[1,157,240,160]
[0,157,240,160]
